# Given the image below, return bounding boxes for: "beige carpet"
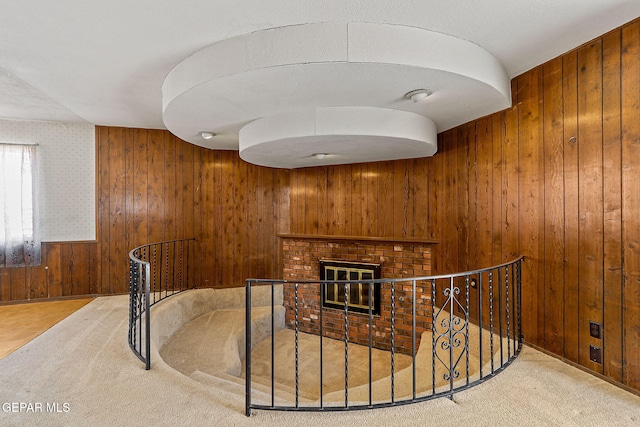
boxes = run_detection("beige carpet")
[0,294,639,426]
[246,329,413,402]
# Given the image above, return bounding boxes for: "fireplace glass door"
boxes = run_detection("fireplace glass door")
[320,260,381,315]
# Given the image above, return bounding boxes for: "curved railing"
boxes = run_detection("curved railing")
[128,238,196,369]
[245,256,524,415]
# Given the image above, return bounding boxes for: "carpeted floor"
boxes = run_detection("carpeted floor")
[0,294,638,426]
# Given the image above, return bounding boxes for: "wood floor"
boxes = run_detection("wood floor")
[0,298,94,359]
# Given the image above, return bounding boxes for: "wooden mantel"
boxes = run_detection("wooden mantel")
[277,234,438,245]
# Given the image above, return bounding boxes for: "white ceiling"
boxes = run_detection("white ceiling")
[1,1,639,166]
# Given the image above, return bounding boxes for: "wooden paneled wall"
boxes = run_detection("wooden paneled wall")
[288,20,640,391]
[0,242,98,301]
[0,128,290,300]
[96,127,289,292]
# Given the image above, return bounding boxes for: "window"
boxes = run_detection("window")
[320,260,381,315]
[0,144,40,267]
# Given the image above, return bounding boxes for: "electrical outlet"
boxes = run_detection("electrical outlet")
[589,345,602,364]
[589,321,602,339]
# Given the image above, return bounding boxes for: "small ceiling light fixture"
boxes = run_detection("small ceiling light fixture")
[313,153,328,160]
[200,131,216,140]
[404,89,431,103]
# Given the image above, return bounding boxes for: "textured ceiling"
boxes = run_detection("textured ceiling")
[0,1,638,165]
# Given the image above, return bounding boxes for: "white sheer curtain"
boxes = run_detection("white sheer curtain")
[0,144,41,267]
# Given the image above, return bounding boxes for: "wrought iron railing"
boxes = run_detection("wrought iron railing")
[245,256,523,415]
[128,238,196,369]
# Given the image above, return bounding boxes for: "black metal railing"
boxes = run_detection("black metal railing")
[128,238,196,369]
[245,256,524,415]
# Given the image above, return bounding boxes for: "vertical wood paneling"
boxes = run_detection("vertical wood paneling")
[132,129,149,247]
[352,164,364,236]
[60,244,73,296]
[174,137,185,239]
[457,125,470,271]
[405,160,416,237]
[0,267,9,301]
[468,123,479,271]
[621,20,640,390]
[379,162,393,236]
[563,50,580,363]
[62,243,92,296]
[233,155,247,285]
[221,152,234,287]
[502,92,520,264]
[365,163,377,236]
[306,168,319,235]
[430,138,444,270]
[517,67,545,345]
[491,113,503,266]
[501,90,520,331]
[124,129,135,256]
[45,244,62,297]
[389,161,401,237]
[97,126,110,294]
[75,244,91,296]
[292,166,305,234]
[343,164,353,235]
[577,40,605,372]
[147,130,165,245]
[260,167,273,278]
[108,128,126,294]
[542,56,566,355]
[473,118,491,322]
[163,132,177,240]
[412,159,429,239]
[444,130,459,274]
[318,167,329,235]
[28,246,48,299]
[602,29,624,382]
[181,143,195,242]
[475,117,492,268]
[9,268,26,300]
[251,165,260,277]
[205,150,218,287]
[326,167,338,234]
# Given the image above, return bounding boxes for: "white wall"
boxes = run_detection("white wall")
[0,119,95,242]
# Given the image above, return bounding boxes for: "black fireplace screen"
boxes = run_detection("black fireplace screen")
[319,260,381,315]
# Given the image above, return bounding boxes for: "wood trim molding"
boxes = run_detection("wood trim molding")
[277,234,438,245]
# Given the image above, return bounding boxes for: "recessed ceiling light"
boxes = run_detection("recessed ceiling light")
[313,153,328,160]
[200,131,216,139]
[404,89,431,103]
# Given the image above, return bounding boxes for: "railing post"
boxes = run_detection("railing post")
[144,262,151,370]
[411,279,417,400]
[245,279,252,417]
[448,276,454,399]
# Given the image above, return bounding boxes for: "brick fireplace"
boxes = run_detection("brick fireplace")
[280,234,437,355]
